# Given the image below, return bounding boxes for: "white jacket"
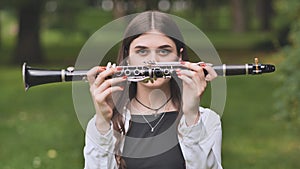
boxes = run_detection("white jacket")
[84,107,223,169]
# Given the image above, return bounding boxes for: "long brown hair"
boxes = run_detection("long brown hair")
[111,11,189,169]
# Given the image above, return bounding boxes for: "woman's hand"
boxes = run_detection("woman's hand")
[87,64,126,133]
[176,62,217,126]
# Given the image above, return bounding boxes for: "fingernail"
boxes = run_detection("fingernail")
[98,66,105,71]
[200,63,206,67]
[120,86,124,90]
[117,67,123,71]
[122,76,127,79]
[180,61,186,65]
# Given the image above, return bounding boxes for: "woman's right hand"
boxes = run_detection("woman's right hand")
[87,64,126,134]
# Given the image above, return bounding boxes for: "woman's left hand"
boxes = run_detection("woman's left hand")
[176,62,217,126]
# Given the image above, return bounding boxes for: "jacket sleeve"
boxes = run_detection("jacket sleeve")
[84,115,118,169]
[178,107,223,169]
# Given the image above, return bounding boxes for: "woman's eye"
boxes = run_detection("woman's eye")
[157,49,171,56]
[136,49,149,56]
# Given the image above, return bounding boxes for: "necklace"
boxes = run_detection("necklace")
[134,96,172,114]
[142,113,166,132]
[134,96,172,132]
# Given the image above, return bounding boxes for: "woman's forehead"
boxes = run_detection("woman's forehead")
[130,30,176,49]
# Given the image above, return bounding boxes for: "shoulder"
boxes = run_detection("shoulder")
[199,107,222,131]
[199,107,221,122]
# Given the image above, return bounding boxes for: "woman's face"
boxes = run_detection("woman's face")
[127,30,181,88]
[128,30,180,65]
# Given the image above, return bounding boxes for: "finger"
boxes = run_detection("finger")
[93,68,116,87]
[94,86,124,103]
[94,62,114,87]
[181,62,206,78]
[178,69,199,78]
[177,73,194,85]
[178,66,205,86]
[87,66,105,86]
[176,69,197,86]
[96,77,127,93]
[177,72,206,97]
[181,61,201,71]
[203,65,217,81]
[182,62,218,82]
[177,67,207,96]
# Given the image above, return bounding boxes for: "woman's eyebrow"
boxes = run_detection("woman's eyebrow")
[134,45,173,49]
[158,45,173,49]
[134,45,148,49]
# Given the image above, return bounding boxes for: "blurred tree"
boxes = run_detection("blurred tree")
[14,0,45,64]
[86,0,98,6]
[256,0,274,31]
[274,0,300,123]
[145,0,159,10]
[46,0,85,32]
[0,9,2,49]
[271,0,298,46]
[1,0,86,64]
[186,0,224,30]
[200,0,219,30]
[0,2,5,49]
[112,0,126,18]
[230,0,247,32]
[111,0,160,18]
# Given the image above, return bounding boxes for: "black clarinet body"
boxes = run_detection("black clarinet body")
[22,59,275,91]
[213,63,275,76]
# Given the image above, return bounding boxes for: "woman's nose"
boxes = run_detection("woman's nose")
[149,51,159,62]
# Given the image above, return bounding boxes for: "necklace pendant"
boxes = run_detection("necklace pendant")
[151,128,154,132]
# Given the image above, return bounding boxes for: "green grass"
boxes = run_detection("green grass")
[222,75,300,169]
[206,31,273,50]
[0,67,85,169]
[1,60,300,169]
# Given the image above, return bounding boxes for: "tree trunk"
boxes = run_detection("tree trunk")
[14,2,43,64]
[0,11,2,49]
[256,0,273,31]
[230,0,246,33]
[112,0,126,18]
[145,0,158,10]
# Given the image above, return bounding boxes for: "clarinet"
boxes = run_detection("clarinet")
[22,58,275,91]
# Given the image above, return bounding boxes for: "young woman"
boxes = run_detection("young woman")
[84,11,222,169]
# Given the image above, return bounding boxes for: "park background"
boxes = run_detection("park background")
[0,0,299,168]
